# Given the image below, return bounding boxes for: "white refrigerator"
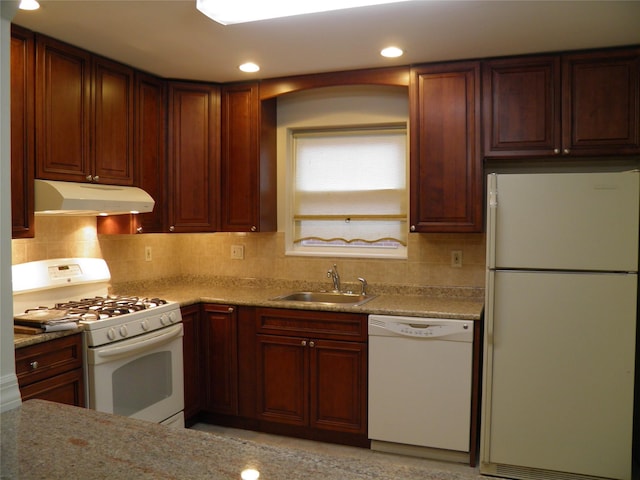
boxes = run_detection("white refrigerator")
[481,171,638,480]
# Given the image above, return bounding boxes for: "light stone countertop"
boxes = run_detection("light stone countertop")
[111,276,485,320]
[13,277,484,348]
[0,400,489,480]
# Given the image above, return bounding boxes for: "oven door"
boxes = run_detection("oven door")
[86,323,184,426]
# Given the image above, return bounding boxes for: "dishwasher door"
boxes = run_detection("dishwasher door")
[368,315,473,460]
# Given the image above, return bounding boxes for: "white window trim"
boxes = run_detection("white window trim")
[284,124,409,259]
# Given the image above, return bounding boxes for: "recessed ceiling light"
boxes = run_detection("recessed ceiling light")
[19,0,40,10]
[239,62,260,73]
[381,46,404,58]
[197,0,413,25]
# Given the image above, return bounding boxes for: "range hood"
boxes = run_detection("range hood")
[35,179,155,216]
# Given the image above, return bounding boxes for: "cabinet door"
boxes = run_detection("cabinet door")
[410,61,482,232]
[562,48,640,156]
[203,304,238,415]
[181,304,202,421]
[93,57,134,185]
[35,34,91,181]
[135,72,167,233]
[310,339,367,434]
[220,83,277,232]
[11,26,35,238]
[167,82,220,232]
[256,334,308,426]
[483,56,561,158]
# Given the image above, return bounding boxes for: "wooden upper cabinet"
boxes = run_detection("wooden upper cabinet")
[135,72,167,233]
[482,55,561,157]
[35,34,91,182]
[92,56,135,184]
[220,83,277,232]
[11,25,35,239]
[483,48,640,158]
[167,81,220,233]
[562,48,640,156]
[409,61,482,233]
[35,34,134,184]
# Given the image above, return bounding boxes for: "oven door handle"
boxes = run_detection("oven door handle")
[94,323,183,359]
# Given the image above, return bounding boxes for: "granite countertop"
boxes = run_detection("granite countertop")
[111,277,485,320]
[0,400,487,480]
[13,277,484,348]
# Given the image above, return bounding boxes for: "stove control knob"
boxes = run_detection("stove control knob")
[160,314,169,326]
[168,311,177,323]
[119,325,128,338]
[107,328,117,341]
[141,320,150,331]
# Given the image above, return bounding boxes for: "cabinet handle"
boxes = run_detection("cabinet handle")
[250,226,257,232]
[309,341,315,348]
[301,340,307,346]
[30,361,39,370]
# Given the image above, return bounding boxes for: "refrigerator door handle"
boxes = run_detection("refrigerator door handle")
[486,174,498,269]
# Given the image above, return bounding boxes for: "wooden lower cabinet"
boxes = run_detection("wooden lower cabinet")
[256,334,367,435]
[15,333,84,407]
[255,308,368,446]
[181,304,202,423]
[202,304,239,415]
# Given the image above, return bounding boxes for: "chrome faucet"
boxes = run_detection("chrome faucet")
[327,264,341,292]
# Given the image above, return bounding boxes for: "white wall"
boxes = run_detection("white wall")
[1,1,21,413]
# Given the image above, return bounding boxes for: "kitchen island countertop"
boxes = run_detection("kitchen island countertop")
[1,399,487,480]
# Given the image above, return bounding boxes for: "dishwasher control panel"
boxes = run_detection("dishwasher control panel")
[368,315,473,341]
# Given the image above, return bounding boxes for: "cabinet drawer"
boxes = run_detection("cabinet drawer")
[15,334,83,387]
[256,308,366,341]
[20,368,85,407]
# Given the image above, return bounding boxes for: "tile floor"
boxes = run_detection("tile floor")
[190,423,491,479]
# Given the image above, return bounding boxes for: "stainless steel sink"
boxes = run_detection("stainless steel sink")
[270,291,377,306]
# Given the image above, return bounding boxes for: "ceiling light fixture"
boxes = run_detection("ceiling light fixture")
[19,0,40,10]
[196,0,413,25]
[239,62,260,73]
[380,46,404,58]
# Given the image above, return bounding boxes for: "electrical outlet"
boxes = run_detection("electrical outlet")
[451,250,462,268]
[145,246,152,262]
[231,245,245,260]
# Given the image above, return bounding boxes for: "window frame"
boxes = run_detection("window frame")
[284,123,409,259]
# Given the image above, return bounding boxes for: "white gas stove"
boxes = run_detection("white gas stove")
[12,258,184,427]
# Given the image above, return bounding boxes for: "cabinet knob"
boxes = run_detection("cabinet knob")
[86,175,93,182]
[309,341,315,348]
[30,361,39,370]
[553,148,560,155]
[169,226,175,232]
[301,340,307,346]
[410,225,416,232]
[136,227,143,234]
[250,226,257,232]
[227,307,234,313]
[563,148,570,155]
[93,175,100,182]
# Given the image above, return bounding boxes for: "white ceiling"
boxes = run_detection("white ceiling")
[12,0,640,84]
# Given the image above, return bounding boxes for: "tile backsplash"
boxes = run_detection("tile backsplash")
[12,217,486,289]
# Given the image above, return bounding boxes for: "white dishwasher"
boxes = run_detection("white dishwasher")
[368,314,473,463]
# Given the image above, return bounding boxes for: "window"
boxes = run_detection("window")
[287,125,407,258]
